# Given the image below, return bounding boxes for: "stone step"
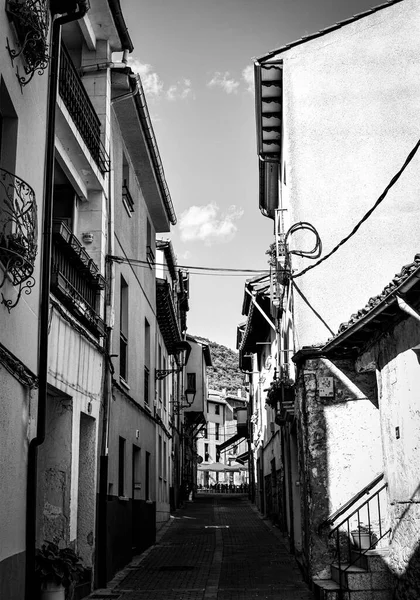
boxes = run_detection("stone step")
[350,548,391,572]
[331,563,392,591]
[347,590,393,600]
[312,578,345,600]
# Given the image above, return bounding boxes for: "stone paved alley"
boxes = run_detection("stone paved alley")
[90,494,314,600]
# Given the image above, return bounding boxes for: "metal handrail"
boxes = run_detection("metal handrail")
[328,481,390,595]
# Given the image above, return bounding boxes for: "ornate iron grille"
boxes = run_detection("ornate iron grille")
[59,44,110,174]
[6,0,50,88]
[0,168,38,311]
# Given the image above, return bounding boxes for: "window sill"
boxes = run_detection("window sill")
[120,377,130,390]
[118,496,129,502]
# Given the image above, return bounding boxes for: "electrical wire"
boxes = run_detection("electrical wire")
[107,255,269,276]
[285,221,322,259]
[292,280,335,335]
[293,136,420,279]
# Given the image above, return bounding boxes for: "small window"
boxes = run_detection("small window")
[215,404,220,415]
[120,277,128,381]
[146,219,154,265]
[0,79,18,174]
[144,319,150,404]
[204,443,209,461]
[118,437,126,497]
[145,451,151,500]
[215,423,219,441]
[122,153,134,214]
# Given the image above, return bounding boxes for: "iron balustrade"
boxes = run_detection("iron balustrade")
[5,0,50,88]
[59,43,110,174]
[326,476,390,596]
[51,222,105,337]
[0,167,38,310]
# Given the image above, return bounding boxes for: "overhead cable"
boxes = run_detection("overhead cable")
[292,280,335,335]
[107,255,269,276]
[293,137,420,278]
[285,221,322,259]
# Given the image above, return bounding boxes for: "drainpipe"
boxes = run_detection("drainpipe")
[396,295,420,324]
[25,3,89,598]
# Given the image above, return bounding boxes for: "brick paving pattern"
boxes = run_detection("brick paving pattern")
[92,494,314,600]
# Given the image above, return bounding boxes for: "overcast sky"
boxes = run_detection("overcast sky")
[120,0,379,349]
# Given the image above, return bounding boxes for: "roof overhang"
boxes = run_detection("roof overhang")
[293,258,420,361]
[156,279,181,353]
[111,69,176,232]
[254,61,282,219]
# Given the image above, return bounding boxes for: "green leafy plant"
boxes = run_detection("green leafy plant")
[35,541,84,590]
[265,378,294,409]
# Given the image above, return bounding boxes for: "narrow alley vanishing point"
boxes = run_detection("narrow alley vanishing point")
[94,493,314,600]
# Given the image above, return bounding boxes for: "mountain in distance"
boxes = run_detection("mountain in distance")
[192,336,246,396]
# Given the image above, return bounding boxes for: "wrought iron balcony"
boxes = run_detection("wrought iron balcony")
[59,44,110,174]
[6,0,50,88]
[51,221,106,337]
[0,168,38,311]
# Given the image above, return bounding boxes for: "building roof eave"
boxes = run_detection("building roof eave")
[256,0,404,64]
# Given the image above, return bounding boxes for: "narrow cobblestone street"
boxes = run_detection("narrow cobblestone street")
[91,494,314,600]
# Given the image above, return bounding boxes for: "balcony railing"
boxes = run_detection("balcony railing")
[51,221,105,337]
[0,168,38,311]
[6,0,50,88]
[59,44,110,174]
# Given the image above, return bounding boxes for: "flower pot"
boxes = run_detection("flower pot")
[351,530,376,550]
[40,581,65,600]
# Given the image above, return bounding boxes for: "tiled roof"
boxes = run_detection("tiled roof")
[335,254,420,336]
[257,0,404,63]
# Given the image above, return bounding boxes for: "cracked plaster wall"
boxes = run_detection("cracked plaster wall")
[297,357,382,579]
[364,317,420,598]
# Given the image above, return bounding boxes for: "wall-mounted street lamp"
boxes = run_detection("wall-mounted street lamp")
[184,387,196,407]
[155,340,191,380]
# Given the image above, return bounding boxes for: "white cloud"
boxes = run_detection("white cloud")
[166,78,195,101]
[128,58,194,102]
[242,65,254,93]
[127,58,164,98]
[207,71,240,95]
[179,203,244,245]
[178,250,192,261]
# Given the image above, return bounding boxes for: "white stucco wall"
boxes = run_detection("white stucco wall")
[365,316,420,592]
[270,0,420,347]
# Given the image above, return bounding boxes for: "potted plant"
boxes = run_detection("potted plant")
[265,379,282,409]
[350,524,378,550]
[35,541,84,600]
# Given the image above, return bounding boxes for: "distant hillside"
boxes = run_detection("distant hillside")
[193,336,245,396]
